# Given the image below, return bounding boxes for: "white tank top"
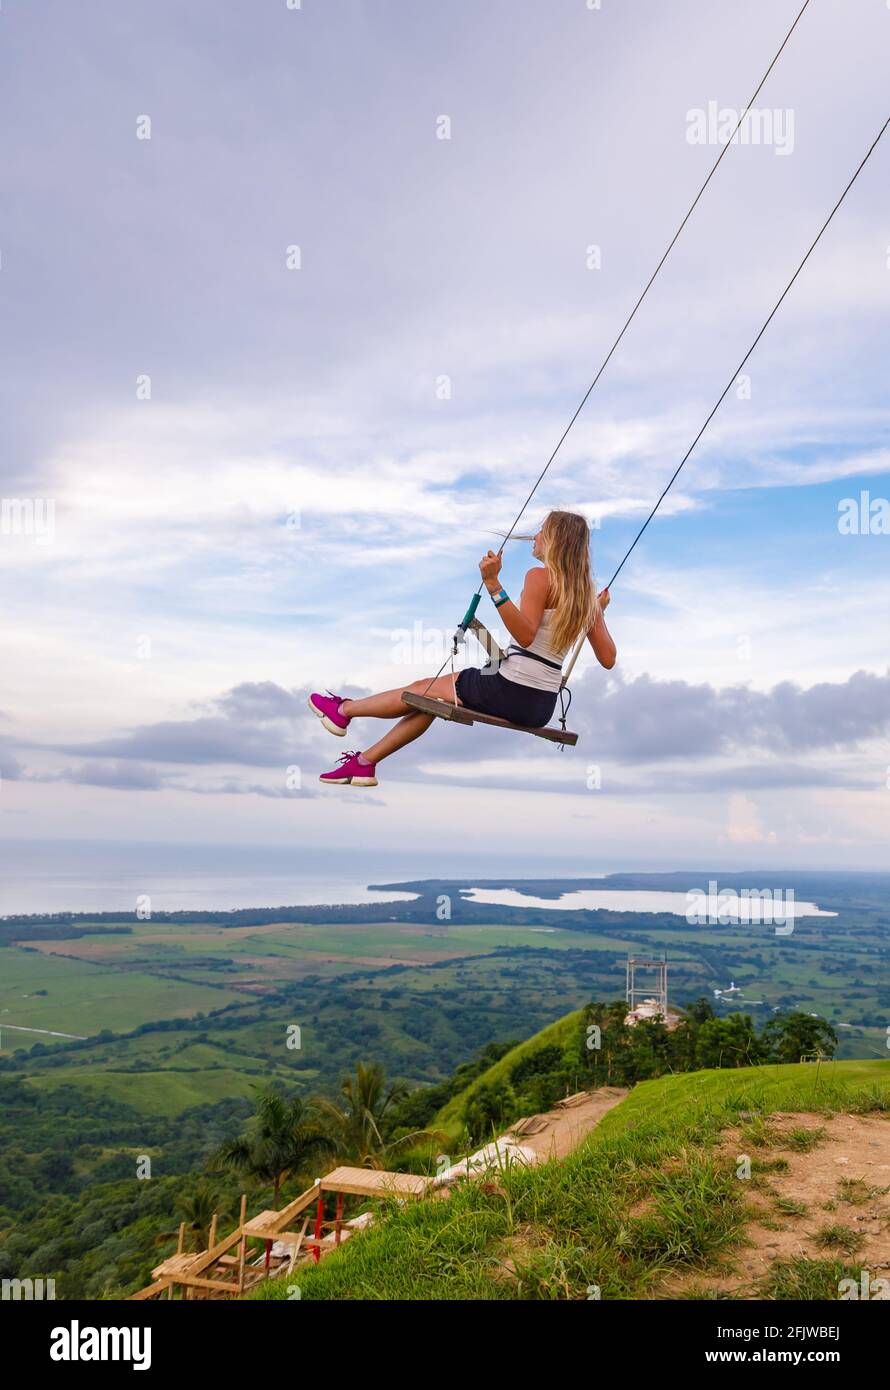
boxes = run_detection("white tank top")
[499,609,567,692]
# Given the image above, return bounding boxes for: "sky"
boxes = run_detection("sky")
[1,0,889,898]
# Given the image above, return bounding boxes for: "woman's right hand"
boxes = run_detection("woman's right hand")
[598,586,610,612]
[479,550,503,591]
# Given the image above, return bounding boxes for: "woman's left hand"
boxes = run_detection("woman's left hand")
[479,550,503,588]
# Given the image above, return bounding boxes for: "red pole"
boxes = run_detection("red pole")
[313,1192,324,1263]
[335,1192,344,1247]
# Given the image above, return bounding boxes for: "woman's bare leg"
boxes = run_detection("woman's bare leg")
[341,675,459,721]
[362,710,435,764]
[340,688,410,718]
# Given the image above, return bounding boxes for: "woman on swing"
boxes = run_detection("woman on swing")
[309,510,616,786]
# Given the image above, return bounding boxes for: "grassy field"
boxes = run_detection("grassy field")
[11,876,888,1045]
[252,1059,890,1301]
[6,876,887,1104]
[16,905,887,1026]
[23,1065,269,1115]
[21,918,649,977]
[0,946,240,1045]
[7,945,621,1128]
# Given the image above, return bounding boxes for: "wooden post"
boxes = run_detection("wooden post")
[237,1194,247,1293]
[168,1221,185,1300]
[313,1192,324,1263]
[208,1212,218,1252]
[334,1192,344,1247]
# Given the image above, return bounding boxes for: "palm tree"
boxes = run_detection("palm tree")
[210,1086,333,1208]
[315,1062,446,1168]
[154,1181,234,1253]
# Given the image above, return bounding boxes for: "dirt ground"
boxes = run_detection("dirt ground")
[507,1086,629,1162]
[662,1110,890,1297]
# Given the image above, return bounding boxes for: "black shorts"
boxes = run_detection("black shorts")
[454,667,558,727]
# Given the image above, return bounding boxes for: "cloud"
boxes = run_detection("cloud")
[724,793,777,845]
[613,762,878,794]
[25,666,890,802]
[215,683,305,721]
[25,757,342,801]
[53,681,313,768]
[572,667,890,763]
[35,761,320,800]
[2,1,889,868]
[58,719,290,768]
[0,715,24,780]
[0,750,24,781]
[48,760,166,791]
[178,775,327,801]
[429,665,890,772]
[418,756,876,797]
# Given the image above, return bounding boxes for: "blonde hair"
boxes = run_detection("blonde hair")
[539,510,597,655]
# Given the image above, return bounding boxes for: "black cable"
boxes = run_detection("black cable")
[491,0,815,563]
[606,112,890,589]
[422,0,814,698]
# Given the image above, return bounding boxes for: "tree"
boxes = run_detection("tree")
[462,1081,513,1143]
[763,1012,837,1063]
[578,1000,637,1086]
[315,1062,445,1166]
[210,1086,333,1208]
[626,1017,673,1080]
[685,996,717,1025]
[154,1182,234,1254]
[694,1014,765,1069]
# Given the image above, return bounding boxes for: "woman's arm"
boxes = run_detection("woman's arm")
[478,552,548,648]
[588,587,617,669]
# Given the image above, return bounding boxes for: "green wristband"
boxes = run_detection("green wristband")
[492,588,510,608]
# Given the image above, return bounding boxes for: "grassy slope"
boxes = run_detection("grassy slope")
[435,1008,584,1133]
[24,1066,265,1116]
[595,1058,888,1139]
[252,1059,890,1301]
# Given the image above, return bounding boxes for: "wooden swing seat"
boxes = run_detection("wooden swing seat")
[401,692,578,746]
[400,616,578,745]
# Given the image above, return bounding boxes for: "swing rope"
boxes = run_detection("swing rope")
[554,109,890,689]
[493,0,815,559]
[421,0,814,702]
[605,114,890,591]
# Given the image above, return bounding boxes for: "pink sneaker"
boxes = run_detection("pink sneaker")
[308,691,350,736]
[319,751,378,788]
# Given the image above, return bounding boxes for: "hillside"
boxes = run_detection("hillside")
[1,972,866,1298]
[435,1009,586,1136]
[252,1059,890,1301]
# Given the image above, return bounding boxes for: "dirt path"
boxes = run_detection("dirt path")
[508,1087,629,1162]
[663,1109,890,1298]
